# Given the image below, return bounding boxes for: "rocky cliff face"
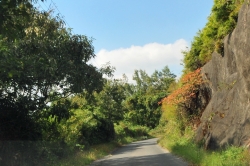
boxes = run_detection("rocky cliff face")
[196,3,250,149]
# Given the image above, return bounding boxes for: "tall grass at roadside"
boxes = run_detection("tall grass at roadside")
[159,134,250,166]
[152,104,250,166]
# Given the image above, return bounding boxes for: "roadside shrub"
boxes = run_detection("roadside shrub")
[79,117,115,146]
[115,122,149,140]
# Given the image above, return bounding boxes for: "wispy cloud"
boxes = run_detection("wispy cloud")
[90,39,188,82]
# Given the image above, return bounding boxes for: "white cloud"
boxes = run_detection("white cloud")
[89,39,189,82]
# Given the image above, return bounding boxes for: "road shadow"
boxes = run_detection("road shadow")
[91,138,188,166]
[94,153,188,166]
[112,139,159,155]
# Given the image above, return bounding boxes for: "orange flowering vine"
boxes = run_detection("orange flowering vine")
[159,68,204,106]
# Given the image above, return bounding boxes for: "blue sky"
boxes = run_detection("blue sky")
[38,0,213,81]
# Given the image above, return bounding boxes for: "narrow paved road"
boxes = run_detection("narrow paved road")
[90,138,188,166]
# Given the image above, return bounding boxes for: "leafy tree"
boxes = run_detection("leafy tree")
[64,78,127,146]
[94,79,127,123]
[0,0,44,38]
[76,77,128,124]
[0,8,105,140]
[124,66,176,128]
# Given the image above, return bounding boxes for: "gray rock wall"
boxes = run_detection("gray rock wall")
[195,3,250,149]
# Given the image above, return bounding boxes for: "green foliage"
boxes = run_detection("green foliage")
[124,94,163,128]
[70,78,128,124]
[94,79,127,123]
[0,2,105,142]
[0,98,42,141]
[0,2,113,165]
[0,0,42,38]
[49,99,72,122]
[114,122,150,143]
[79,117,115,146]
[41,108,115,147]
[124,66,176,128]
[183,0,244,71]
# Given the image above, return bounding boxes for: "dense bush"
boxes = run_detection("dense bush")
[114,122,150,141]
[79,117,115,146]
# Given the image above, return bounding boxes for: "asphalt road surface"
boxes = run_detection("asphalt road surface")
[90,138,188,166]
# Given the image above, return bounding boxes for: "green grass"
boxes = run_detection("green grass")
[157,133,250,166]
[153,103,250,166]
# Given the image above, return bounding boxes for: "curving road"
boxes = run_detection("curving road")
[90,138,188,166]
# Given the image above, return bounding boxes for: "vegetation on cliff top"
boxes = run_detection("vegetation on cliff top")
[183,0,244,72]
